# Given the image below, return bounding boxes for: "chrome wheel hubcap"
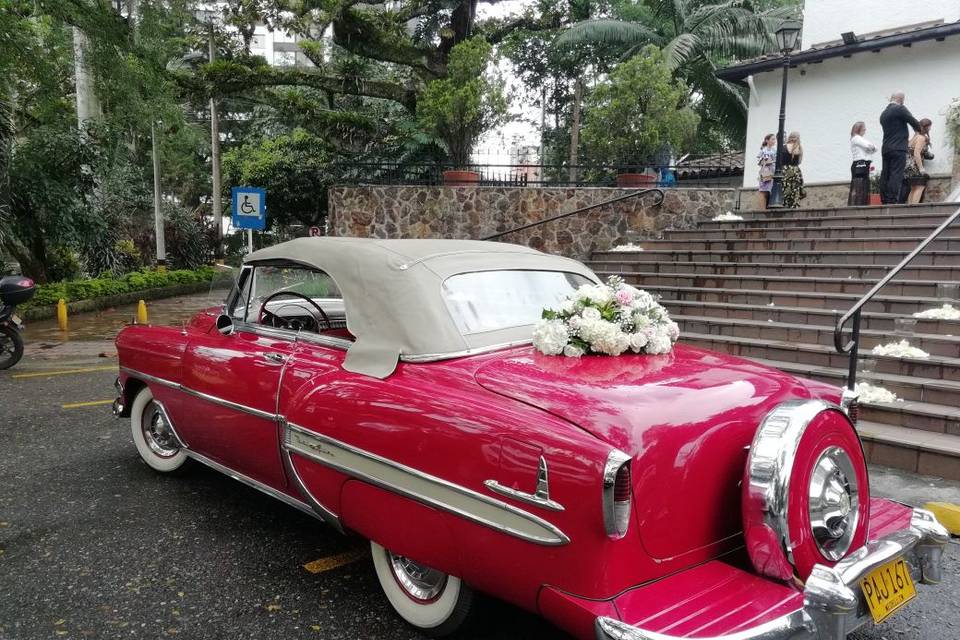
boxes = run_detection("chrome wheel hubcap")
[142,401,180,458]
[387,550,447,603]
[809,446,859,561]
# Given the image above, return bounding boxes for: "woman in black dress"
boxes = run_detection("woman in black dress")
[781,131,806,208]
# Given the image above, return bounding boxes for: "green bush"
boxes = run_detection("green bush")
[24,266,217,309]
[581,45,700,167]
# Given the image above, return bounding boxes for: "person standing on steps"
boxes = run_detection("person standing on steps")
[780,131,806,208]
[905,118,934,204]
[756,133,777,209]
[848,121,876,206]
[879,92,921,204]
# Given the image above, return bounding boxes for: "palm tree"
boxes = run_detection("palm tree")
[555,0,797,142]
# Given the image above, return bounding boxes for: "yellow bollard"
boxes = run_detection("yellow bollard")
[57,298,68,332]
[136,300,148,325]
[924,502,960,536]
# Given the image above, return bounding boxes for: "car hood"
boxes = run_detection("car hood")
[475,344,833,561]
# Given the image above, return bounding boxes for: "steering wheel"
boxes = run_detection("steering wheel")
[258,291,331,331]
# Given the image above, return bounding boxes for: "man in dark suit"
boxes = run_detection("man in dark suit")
[879,92,921,204]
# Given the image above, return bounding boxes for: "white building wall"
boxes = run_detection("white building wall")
[742,37,960,187]
[801,0,960,49]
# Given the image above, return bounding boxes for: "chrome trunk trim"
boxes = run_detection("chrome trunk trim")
[594,508,949,640]
[283,422,570,546]
[484,456,564,512]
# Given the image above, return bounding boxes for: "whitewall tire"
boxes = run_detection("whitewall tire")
[130,386,188,473]
[370,541,474,637]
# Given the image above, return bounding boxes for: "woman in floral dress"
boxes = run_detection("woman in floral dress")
[756,134,777,209]
[781,131,807,208]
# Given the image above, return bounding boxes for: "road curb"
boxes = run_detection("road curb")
[20,282,215,322]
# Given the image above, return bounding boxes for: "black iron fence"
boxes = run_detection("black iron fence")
[343,154,744,189]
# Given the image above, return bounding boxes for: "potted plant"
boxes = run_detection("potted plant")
[581,45,699,188]
[418,38,508,186]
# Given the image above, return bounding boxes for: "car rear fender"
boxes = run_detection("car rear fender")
[339,479,462,577]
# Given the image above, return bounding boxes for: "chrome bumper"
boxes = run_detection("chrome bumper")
[596,508,949,640]
[111,376,126,417]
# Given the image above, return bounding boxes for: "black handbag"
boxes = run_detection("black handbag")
[852,160,871,177]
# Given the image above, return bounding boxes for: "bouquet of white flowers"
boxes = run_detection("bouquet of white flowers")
[532,276,679,357]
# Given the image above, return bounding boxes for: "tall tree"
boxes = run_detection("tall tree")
[554,0,795,142]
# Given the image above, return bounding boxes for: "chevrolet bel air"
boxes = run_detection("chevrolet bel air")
[113,238,949,639]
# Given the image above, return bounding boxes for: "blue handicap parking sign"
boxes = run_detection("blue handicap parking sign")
[231,187,266,230]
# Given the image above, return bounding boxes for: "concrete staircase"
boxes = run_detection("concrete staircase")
[586,202,960,481]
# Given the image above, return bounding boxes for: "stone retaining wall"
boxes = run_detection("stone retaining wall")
[328,186,736,258]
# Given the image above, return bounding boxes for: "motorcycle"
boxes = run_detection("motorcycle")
[0,275,37,370]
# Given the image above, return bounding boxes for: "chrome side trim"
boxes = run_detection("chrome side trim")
[179,386,278,421]
[400,340,532,363]
[296,331,353,351]
[120,367,179,390]
[233,321,353,352]
[121,369,343,531]
[283,422,570,546]
[279,422,344,533]
[122,367,279,422]
[185,449,321,522]
[484,457,564,512]
[153,399,187,449]
[594,508,949,640]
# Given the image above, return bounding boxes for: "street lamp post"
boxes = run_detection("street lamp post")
[767,20,802,209]
[151,120,166,270]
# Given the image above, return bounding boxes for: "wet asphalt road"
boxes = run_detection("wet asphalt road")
[0,320,957,639]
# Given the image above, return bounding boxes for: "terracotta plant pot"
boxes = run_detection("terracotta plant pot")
[442,170,480,186]
[616,172,657,188]
[869,194,882,206]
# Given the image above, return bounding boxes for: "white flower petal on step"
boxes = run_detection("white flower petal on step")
[854,382,902,404]
[913,304,960,320]
[712,212,744,222]
[870,339,930,359]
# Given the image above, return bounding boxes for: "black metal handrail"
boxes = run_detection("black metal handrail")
[834,203,960,390]
[480,188,665,241]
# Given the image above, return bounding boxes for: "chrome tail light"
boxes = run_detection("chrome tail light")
[602,450,632,539]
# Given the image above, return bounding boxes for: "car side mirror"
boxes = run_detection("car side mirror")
[216,314,235,336]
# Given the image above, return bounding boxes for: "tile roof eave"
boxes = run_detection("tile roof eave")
[716,21,960,82]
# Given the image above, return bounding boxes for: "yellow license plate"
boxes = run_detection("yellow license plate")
[859,558,916,623]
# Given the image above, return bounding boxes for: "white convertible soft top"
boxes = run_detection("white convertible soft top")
[244,237,599,378]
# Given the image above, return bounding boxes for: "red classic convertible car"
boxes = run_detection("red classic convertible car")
[113,238,949,640]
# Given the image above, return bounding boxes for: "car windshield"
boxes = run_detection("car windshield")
[442,270,592,335]
[231,265,343,323]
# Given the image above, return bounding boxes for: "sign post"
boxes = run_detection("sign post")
[231,187,266,255]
